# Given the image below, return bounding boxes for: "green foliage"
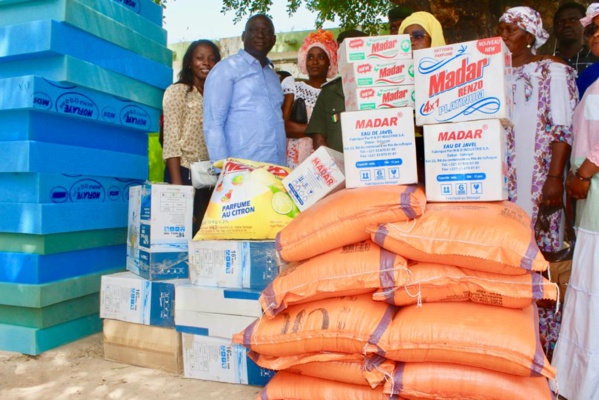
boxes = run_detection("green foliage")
[222,0,389,35]
[153,0,167,8]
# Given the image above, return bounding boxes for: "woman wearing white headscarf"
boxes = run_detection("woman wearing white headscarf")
[497,6,578,252]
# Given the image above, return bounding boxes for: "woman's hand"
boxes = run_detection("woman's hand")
[542,176,565,208]
[566,170,591,200]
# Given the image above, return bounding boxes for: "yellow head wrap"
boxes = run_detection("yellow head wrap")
[398,11,446,48]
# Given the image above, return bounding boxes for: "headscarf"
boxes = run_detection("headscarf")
[398,11,446,48]
[580,3,599,27]
[499,6,549,54]
[297,29,338,79]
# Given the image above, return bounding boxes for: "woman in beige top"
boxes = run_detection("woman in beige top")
[162,40,221,233]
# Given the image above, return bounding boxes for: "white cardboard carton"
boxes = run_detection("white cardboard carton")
[338,34,412,67]
[282,146,345,212]
[423,119,508,202]
[100,271,189,328]
[127,183,194,280]
[175,284,262,318]
[182,334,274,386]
[175,311,257,339]
[188,240,278,290]
[341,107,418,187]
[413,37,513,126]
[344,85,415,112]
[341,59,414,87]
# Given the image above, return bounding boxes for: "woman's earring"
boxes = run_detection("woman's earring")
[526,43,531,49]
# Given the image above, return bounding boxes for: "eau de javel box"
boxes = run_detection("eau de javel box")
[423,119,508,202]
[282,146,345,212]
[341,107,417,188]
[127,184,194,280]
[413,37,513,126]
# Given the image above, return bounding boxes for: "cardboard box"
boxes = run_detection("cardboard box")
[103,319,183,374]
[344,85,415,112]
[175,311,257,339]
[341,59,414,87]
[175,284,262,317]
[338,34,412,66]
[423,119,508,201]
[341,107,418,187]
[413,37,513,126]
[282,146,345,212]
[127,184,194,280]
[188,240,278,290]
[182,334,274,386]
[100,271,189,328]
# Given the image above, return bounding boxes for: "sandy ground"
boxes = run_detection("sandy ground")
[0,334,260,400]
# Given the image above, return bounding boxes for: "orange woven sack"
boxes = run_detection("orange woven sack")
[383,362,553,399]
[261,241,409,318]
[276,185,426,262]
[249,353,394,389]
[373,262,558,308]
[370,302,555,379]
[369,201,549,275]
[257,371,390,400]
[233,294,396,357]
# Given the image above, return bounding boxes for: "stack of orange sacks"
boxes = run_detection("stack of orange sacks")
[232,185,558,399]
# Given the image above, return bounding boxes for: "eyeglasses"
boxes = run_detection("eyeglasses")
[584,23,599,38]
[408,30,429,41]
[247,27,274,36]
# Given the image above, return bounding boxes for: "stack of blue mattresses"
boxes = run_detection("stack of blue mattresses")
[0,0,172,355]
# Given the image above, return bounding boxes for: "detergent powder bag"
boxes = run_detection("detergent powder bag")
[195,158,299,240]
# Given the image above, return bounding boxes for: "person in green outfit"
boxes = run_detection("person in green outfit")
[305,29,367,153]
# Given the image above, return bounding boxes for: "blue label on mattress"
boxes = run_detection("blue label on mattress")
[50,186,68,203]
[56,92,99,119]
[33,92,52,110]
[101,107,118,123]
[114,0,142,14]
[70,179,105,202]
[120,105,151,130]
[107,186,122,201]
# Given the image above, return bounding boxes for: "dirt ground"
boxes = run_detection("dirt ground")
[0,333,260,400]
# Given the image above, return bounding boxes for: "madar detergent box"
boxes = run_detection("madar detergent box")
[338,34,412,67]
[344,85,415,111]
[341,59,414,87]
[341,108,417,188]
[413,37,513,126]
[423,119,508,202]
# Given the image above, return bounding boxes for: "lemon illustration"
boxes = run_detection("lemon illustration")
[271,191,294,215]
